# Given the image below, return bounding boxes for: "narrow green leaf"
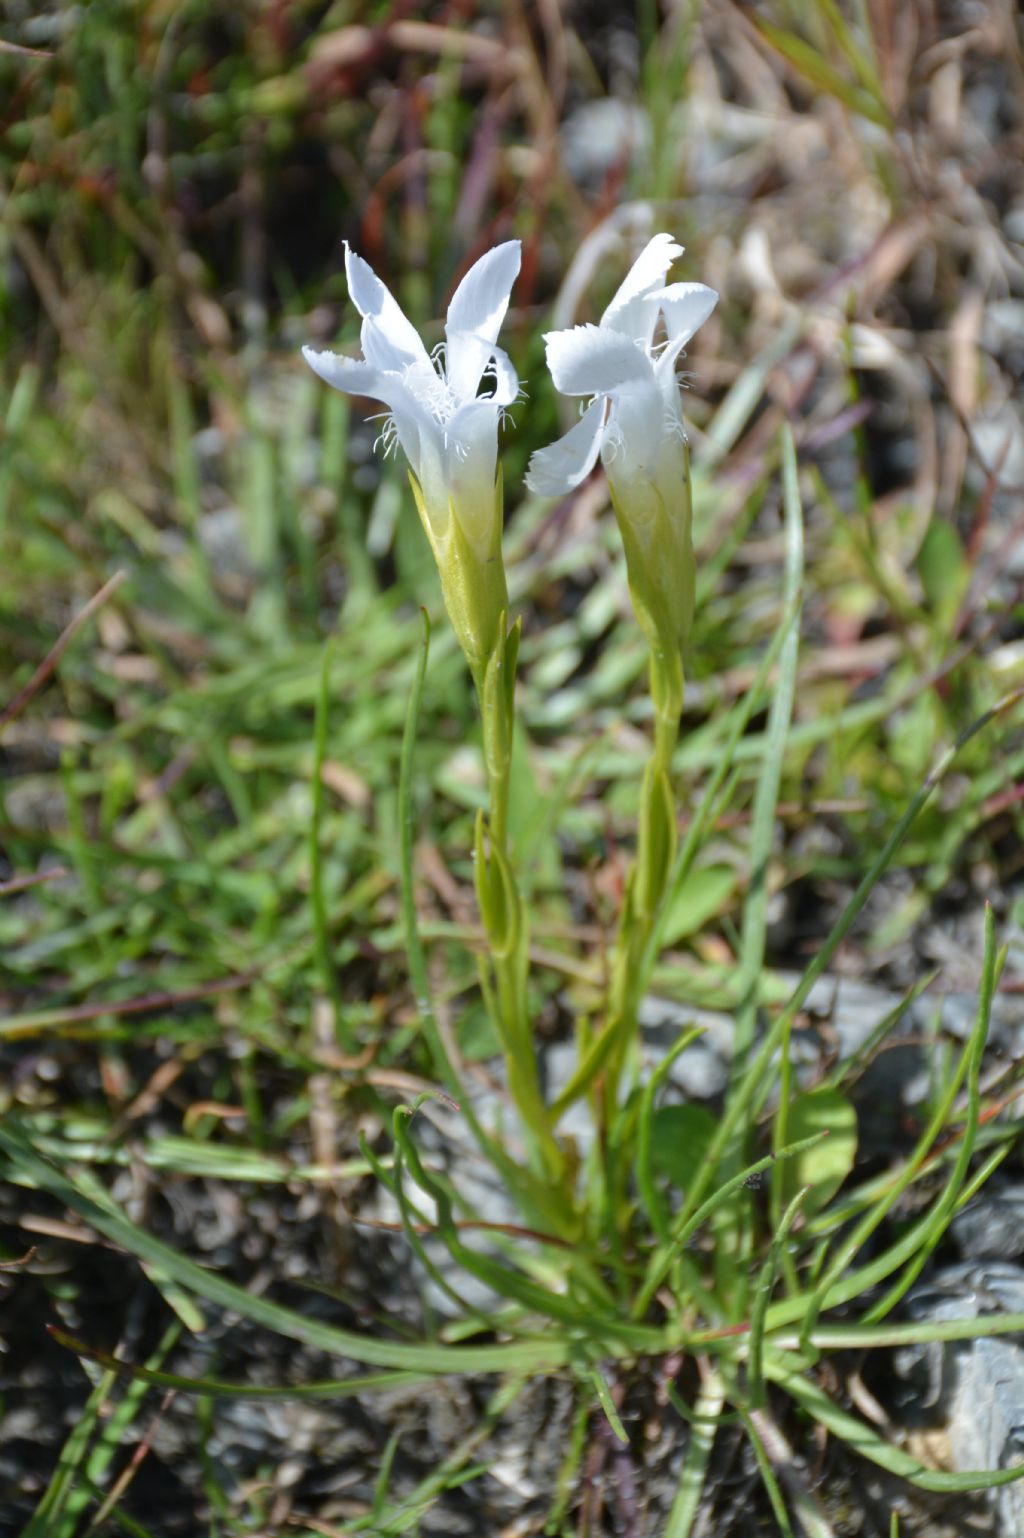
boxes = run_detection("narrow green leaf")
[752,16,892,127]
[721,422,803,1289]
[635,1131,830,1318]
[740,1409,797,1538]
[702,315,804,468]
[310,637,350,1049]
[664,1368,726,1538]
[863,908,997,1322]
[51,1327,432,1400]
[816,0,887,101]
[23,1369,115,1538]
[587,1365,628,1444]
[635,1025,706,1244]
[0,1123,567,1376]
[772,1354,1024,1494]
[748,1188,808,1409]
[670,679,1024,1274]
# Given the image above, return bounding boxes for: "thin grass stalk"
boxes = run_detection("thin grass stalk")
[795,920,995,1353]
[663,1364,725,1538]
[658,678,1024,1291]
[769,1352,1024,1495]
[740,1408,798,1538]
[861,908,997,1322]
[716,425,803,1297]
[310,640,351,1049]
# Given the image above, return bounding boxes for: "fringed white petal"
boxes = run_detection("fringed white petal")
[445,332,519,408]
[483,339,519,406]
[601,232,684,343]
[343,243,429,368]
[525,398,607,496]
[603,378,666,485]
[301,347,382,398]
[543,324,653,397]
[301,345,444,510]
[654,281,719,372]
[445,242,521,398]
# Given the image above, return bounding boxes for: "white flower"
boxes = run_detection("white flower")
[303,240,521,559]
[525,232,717,508]
[526,234,717,668]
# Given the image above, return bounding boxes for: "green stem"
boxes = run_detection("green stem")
[473,624,565,1190]
[651,645,684,775]
[486,722,511,850]
[603,647,684,1106]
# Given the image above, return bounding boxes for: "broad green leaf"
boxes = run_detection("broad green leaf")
[661,864,738,944]
[889,690,942,778]
[917,518,968,629]
[649,1104,717,1193]
[779,1088,857,1216]
[457,999,503,1060]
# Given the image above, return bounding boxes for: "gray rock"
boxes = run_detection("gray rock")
[954,1190,1024,1263]
[896,1260,1024,1534]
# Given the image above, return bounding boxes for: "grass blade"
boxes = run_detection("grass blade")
[310,638,351,1048]
[664,1366,725,1538]
[0,1121,567,1376]
[771,1353,1024,1494]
